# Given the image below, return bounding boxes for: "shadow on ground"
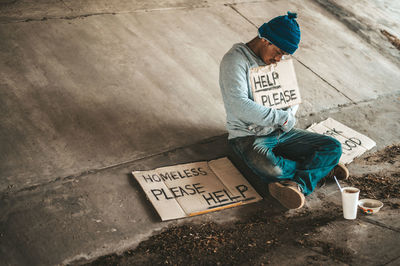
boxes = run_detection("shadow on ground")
[82,145,400,266]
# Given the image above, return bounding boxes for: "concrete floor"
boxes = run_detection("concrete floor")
[0,0,399,265]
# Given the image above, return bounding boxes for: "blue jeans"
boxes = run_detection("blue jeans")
[229,129,342,195]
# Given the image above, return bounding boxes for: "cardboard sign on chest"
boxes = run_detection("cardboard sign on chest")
[249,58,301,109]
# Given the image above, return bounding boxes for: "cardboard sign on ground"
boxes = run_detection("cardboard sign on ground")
[307,118,376,164]
[250,58,301,109]
[132,157,262,221]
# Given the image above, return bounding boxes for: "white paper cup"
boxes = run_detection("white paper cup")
[341,187,360,220]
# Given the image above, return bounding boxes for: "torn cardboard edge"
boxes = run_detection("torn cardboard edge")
[307,117,376,164]
[132,157,262,221]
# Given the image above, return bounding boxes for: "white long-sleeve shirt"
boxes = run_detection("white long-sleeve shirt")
[219,43,296,139]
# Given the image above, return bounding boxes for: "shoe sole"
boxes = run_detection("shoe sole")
[335,163,349,180]
[268,182,305,209]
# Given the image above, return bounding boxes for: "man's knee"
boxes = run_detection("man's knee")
[231,136,282,178]
[247,149,282,177]
[332,137,342,152]
[329,137,342,162]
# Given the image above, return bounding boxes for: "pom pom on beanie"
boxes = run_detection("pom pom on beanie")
[258,11,301,54]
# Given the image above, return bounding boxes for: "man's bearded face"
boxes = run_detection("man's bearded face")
[260,40,288,65]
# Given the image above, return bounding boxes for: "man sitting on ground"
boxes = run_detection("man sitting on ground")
[219,11,348,209]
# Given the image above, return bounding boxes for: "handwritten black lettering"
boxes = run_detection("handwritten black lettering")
[184,184,196,195]
[183,169,192,177]
[289,89,297,100]
[349,137,361,145]
[253,75,262,90]
[193,183,205,194]
[151,183,207,201]
[213,190,229,203]
[159,173,170,182]
[272,71,279,84]
[236,184,248,198]
[261,90,297,107]
[179,186,190,196]
[162,189,174,200]
[142,175,153,183]
[152,174,161,182]
[151,189,163,200]
[342,137,362,151]
[261,75,267,88]
[191,168,200,176]
[202,193,218,205]
[266,73,273,86]
[323,128,343,137]
[169,187,182,198]
[224,189,241,201]
[170,171,179,180]
[253,71,280,91]
[198,168,207,176]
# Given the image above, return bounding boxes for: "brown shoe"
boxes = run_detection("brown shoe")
[268,181,305,209]
[327,163,349,180]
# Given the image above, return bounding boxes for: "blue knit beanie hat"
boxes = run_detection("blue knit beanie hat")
[258,11,301,54]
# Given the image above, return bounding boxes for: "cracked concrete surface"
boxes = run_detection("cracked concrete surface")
[0,0,399,265]
[2,0,399,194]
